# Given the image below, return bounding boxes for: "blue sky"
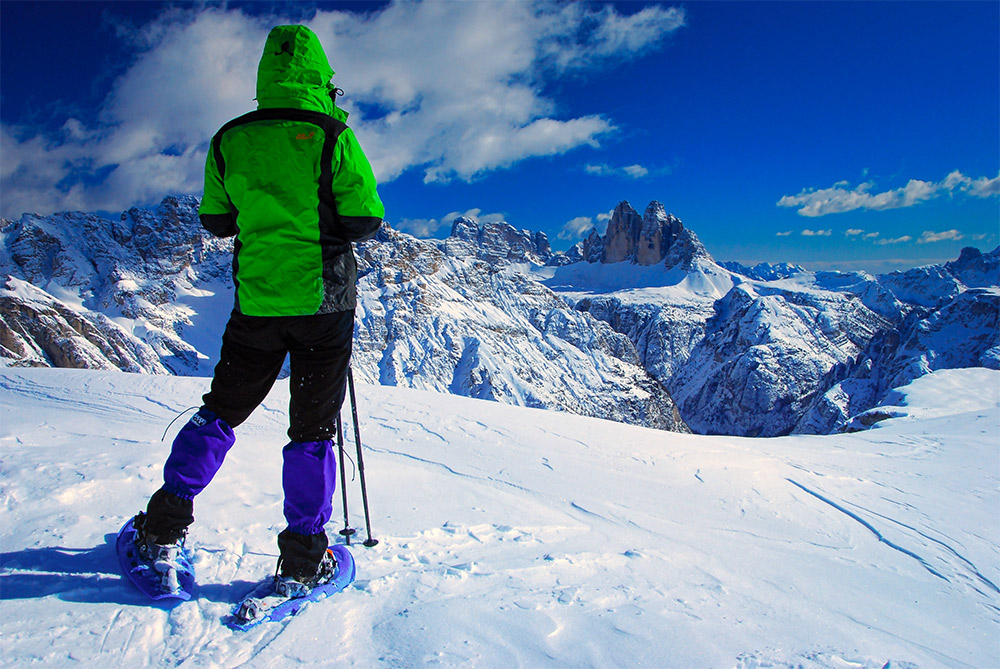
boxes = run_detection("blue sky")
[2,1,997,273]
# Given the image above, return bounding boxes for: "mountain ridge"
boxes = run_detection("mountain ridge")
[2,195,996,436]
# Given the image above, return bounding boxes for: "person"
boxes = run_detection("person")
[130,24,383,591]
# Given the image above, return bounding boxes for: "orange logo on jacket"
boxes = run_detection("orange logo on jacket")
[296,131,316,140]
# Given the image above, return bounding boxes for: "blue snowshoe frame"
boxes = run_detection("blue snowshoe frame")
[115,516,195,601]
[228,544,356,631]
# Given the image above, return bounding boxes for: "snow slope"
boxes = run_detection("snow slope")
[1,367,997,667]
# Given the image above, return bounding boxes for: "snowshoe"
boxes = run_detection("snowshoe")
[115,512,195,601]
[229,544,356,631]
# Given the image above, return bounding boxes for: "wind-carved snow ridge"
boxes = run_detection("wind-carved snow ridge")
[787,478,951,582]
[787,477,1000,617]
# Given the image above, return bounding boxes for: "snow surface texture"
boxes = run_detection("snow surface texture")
[1,367,997,667]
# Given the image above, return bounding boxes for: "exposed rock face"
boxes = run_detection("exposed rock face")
[441,217,553,266]
[636,201,684,266]
[0,277,168,372]
[584,200,685,266]
[600,202,643,263]
[581,228,605,264]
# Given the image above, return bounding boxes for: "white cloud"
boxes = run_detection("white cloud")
[875,235,913,246]
[775,230,793,237]
[918,229,965,244]
[540,3,684,71]
[777,170,1000,217]
[801,229,832,237]
[585,163,651,179]
[395,217,446,238]
[831,226,967,247]
[558,216,595,241]
[0,1,685,218]
[558,207,615,241]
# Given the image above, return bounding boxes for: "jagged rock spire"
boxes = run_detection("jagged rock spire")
[585,200,685,266]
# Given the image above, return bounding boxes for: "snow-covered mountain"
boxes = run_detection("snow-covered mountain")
[547,200,998,436]
[0,198,685,432]
[2,196,996,437]
[0,196,233,376]
[1,366,997,667]
[721,260,806,281]
[799,284,1000,433]
[350,223,686,431]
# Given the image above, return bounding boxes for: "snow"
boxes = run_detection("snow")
[543,257,734,304]
[1,367,998,667]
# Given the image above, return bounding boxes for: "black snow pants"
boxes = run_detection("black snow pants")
[203,309,355,442]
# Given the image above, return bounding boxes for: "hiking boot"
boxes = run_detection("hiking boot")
[132,511,188,593]
[274,548,337,598]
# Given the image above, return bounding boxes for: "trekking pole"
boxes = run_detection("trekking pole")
[347,366,379,547]
[335,414,355,545]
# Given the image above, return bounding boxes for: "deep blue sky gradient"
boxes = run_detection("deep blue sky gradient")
[2,1,997,272]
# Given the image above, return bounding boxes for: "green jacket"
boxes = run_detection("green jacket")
[199,25,384,316]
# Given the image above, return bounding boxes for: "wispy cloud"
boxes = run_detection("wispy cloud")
[875,235,913,246]
[558,216,595,241]
[558,208,614,241]
[0,1,685,218]
[841,227,971,246]
[585,163,651,179]
[775,230,793,237]
[801,229,832,237]
[918,229,964,244]
[777,170,1000,217]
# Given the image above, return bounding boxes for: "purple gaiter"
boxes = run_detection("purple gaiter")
[163,408,236,499]
[282,440,337,535]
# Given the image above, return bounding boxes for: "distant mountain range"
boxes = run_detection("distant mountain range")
[2,196,996,436]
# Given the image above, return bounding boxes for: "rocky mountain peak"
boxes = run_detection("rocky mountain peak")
[443,216,552,265]
[600,201,643,263]
[581,199,687,267]
[945,245,1000,288]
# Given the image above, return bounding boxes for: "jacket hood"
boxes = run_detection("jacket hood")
[256,25,346,119]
